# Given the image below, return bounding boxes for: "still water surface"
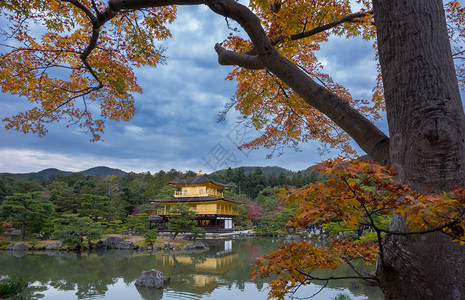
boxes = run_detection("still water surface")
[0,238,383,299]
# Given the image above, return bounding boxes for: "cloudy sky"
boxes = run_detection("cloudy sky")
[0,4,385,174]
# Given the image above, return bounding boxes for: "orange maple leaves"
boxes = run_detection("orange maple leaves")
[1,0,464,149]
[0,0,175,141]
[252,157,465,299]
[446,0,465,91]
[224,0,379,156]
[252,239,378,299]
[224,0,465,157]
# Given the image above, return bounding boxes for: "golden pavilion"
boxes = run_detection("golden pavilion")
[149,175,242,232]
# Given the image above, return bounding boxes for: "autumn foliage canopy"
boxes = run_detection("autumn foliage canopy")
[252,158,465,298]
[1,0,176,140]
[1,0,462,149]
[2,0,465,298]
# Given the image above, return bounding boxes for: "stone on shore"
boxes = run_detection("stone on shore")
[45,242,63,250]
[6,243,28,251]
[93,236,135,250]
[183,242,209,251]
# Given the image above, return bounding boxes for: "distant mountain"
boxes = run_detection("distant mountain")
[1,166,127,179]
[37,168,73,178]
[81,166,127,177]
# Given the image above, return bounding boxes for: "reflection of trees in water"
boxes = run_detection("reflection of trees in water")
[310,261,380,299]
[189,253,208,265]
[1,250,140,298]
[0,238,383,299]
[135,286,164,300]
[15,284,48,299]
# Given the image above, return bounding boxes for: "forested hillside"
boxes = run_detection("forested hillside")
[0,165,320,241]
[207,166,318,198]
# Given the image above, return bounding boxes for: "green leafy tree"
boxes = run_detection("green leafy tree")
[53,214,104,249]
[0,192,54,240]
[321,221,358,239]
[0,176,13,204]
[225,167,234,183]
[257,215,274,233]
[155,186,175,199]
[145,172,160,198]
[224,191,249,228]
[272,207,297,233]
[73,175,105,196]
[123,204,155,233]
[233,167,246,195]
[48,181,80,213]
[255,187,278,214]
[143,229,158,247]
[278,172,289,187]
[55,173,85,187]
[167,203,197,240]
[106,220,124,234]
[333,294,352,300]
[182,170,197,179]
[137,203,155,215]
[78,194,116,221]
[12,179,44,194]
[103,175,130,218]
[133,214,149,233]
[191,227,207,241]
[29,237,39,250]
[123,213,150,234]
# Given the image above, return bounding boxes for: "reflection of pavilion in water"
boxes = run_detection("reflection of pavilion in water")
[156,240,238,294]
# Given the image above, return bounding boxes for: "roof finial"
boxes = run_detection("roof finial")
[197,169,203,176]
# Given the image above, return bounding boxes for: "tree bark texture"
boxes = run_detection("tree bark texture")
[373,0,465,298]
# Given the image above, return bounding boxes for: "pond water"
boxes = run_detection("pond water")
[0,238,383,300]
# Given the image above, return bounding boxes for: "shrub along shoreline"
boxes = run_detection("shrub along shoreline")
[0,234,208,252]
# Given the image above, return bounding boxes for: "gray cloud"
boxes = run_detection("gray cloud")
[0,5,384,174]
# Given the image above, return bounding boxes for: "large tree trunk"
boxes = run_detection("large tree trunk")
[373,0,465,298]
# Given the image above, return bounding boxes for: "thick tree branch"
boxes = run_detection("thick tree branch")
[105,0,390,164]
[379,220,461,236]
[214,43,263,69]
[205,0,390,164]
[59,0,116,99]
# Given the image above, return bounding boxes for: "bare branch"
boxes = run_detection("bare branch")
[90,0,103,17]
[295,268,375,282]
[277,11,373,44]
[108,0,203,11]
[62,0,97,22]
[244,11,373,55]
[345,258,378,285]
